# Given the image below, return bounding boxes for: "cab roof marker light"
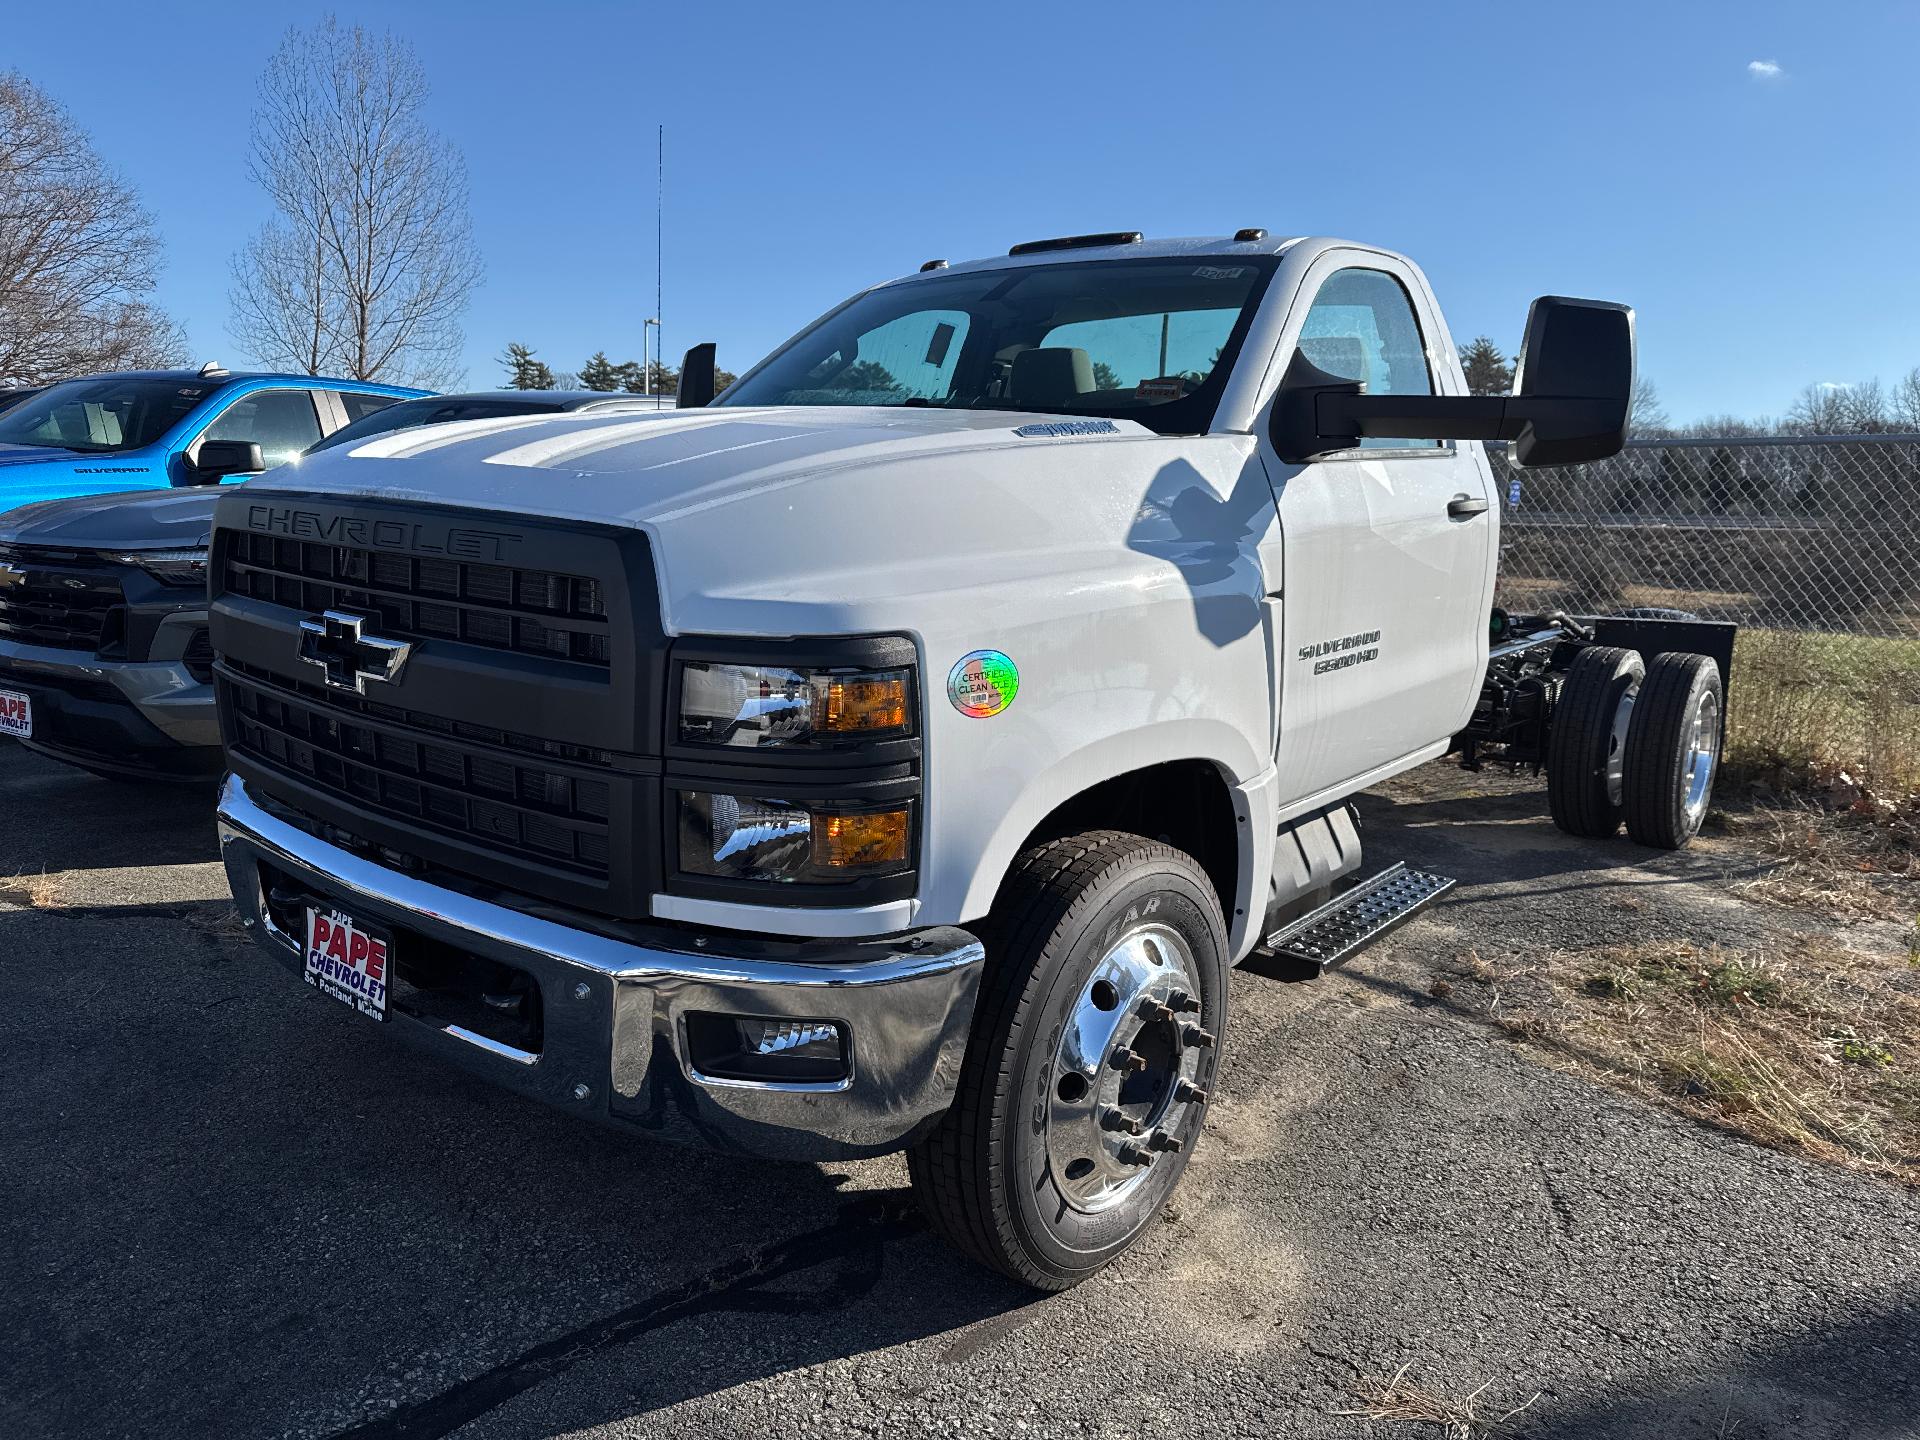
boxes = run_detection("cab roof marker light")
[1233,227,1269,242]
[920,259,948,272]
[1007,231,1144,257]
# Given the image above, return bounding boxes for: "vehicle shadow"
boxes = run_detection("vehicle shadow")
[0,897,1031,1440]
[0,740,219,872]
[1517,1302,1920,1437]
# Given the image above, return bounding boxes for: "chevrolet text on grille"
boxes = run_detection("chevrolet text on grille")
[243,504,524,561]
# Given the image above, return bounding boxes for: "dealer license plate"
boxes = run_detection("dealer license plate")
[304,906,392,1022]
[0,689,30,739]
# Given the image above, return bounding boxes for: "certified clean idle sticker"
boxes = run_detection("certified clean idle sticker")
[948,650,1019,717]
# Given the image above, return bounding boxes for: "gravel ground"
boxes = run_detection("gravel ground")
[3,740,1916,1440]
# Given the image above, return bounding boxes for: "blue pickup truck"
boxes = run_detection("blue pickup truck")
[0,367,424,510]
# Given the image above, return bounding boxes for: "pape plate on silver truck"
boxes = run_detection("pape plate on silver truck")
[0,688,30,739]
[303,906,391,1021]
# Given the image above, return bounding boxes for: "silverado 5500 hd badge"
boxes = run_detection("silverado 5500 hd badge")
[1300,629,1381,675]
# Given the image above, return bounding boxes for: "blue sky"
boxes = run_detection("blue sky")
[9,1,1917,423]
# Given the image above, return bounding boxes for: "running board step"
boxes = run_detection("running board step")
[1261,862,1455,973]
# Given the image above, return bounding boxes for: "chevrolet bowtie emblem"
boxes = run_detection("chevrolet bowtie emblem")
[297,610,414,694]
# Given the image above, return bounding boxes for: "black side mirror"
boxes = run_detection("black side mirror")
[677,343,718,409]
[191,439,265,481]
[1269,295,1634,469]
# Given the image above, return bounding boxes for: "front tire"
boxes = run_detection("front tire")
[907,831,1228,1290]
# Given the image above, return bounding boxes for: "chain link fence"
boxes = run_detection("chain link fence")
[1491,435,1920,640]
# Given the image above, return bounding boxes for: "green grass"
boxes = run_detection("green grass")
[1724,628,1920,796]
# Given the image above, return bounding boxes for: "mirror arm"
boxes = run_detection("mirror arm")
[1317,393,1624,444]
[1319,393,1511,441]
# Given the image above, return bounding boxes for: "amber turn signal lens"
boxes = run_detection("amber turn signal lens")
[812,809,911,870]
[812,673,910,735]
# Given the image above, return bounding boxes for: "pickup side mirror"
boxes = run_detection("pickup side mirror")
[189,439,266,482]
[677,342,718,408]
[1269,295,1634,469]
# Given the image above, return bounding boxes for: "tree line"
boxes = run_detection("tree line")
[498,343,738,395]
[1461,334,1920,439]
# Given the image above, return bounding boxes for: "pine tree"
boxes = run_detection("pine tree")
[499,341,555,390]
[1092,362,1126,391]
[621,359,680,395]
[1460,336,1513,397]
[578,351,623,391]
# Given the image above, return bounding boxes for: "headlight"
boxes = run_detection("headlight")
[677,661,913,748]
[105,548,209,586]
[677,792,912,883]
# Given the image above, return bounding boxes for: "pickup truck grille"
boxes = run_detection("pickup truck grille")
[210,498,664,917]
[221,532,611,667]
[0,546,123,652]
[223,659,613,878]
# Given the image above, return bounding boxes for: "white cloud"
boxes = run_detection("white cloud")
[1747,59,1784,80]
[1817,381,1846,391]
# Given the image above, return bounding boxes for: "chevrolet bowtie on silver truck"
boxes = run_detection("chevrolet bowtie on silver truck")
[208,232,1732,1289]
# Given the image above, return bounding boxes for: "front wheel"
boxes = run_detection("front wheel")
[907,831,1228,1290]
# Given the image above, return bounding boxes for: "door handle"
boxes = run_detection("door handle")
[1447,495,1490,519]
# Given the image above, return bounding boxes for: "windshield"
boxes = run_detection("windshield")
[0,376,218,453]
[718,256,1278,435]
[303,396,565,454]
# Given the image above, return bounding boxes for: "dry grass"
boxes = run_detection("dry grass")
[1337,1363,1541,1438]
[1722,800,1919,923]
[1456,937,1920,1185]
[1724,628,1920,797]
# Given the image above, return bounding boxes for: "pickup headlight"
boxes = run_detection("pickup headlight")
[677,660,913,749]
[105,548,210,586]
[677,792,913,883]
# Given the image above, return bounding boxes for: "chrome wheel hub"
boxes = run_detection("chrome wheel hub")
[1605,683,1639,807]
[1046,923,1211,1215]
[1682,687,1720,826]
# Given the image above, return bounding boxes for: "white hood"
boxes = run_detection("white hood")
[257,406,1155,531]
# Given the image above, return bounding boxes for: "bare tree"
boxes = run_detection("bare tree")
[1627,376,1670,438]
[0,72,185,384]
[1785,382,1853,435]
[229,19,481,387]
[1841,377,1888,433]
[1894,367,1920,432]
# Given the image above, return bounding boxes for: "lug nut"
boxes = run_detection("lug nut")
[1116,1143,1152,1167]
[1102,1108,1144,1135]
[1110,1046,1148,1073]
[1181,1025,1217,1049]
[1175,1080,1211,1105]
[1146,1129,1183,1153]
[1140,999,1176,1024]
[1167,989,1201,1014]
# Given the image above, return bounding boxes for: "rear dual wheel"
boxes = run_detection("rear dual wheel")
[1547,645,1723,850]
[1622,652,1723,849]
[908,831,1226,1291]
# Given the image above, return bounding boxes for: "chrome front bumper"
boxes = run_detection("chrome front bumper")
[216,775,986,1160]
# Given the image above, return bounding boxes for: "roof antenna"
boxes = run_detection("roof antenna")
[198,360,229,377]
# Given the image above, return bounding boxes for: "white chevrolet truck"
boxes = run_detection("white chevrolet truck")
[209,232,1731,1289]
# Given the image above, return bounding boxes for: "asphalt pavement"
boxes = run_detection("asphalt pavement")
[3,740,1916,1440]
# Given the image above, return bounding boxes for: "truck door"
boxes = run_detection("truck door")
[1257,256,1497,808]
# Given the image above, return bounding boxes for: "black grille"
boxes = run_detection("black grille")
[223,660,613,877]
[221,533,611,667]
[0,546,122,652]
